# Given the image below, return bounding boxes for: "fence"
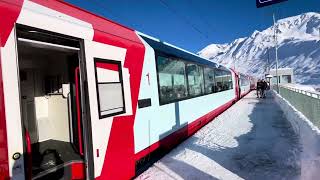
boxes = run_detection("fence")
[276,85,320,128]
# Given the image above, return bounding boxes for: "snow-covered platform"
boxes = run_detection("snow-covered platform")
[136,92,301,180]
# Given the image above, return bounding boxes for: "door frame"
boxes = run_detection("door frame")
[79,40,95,179]
[14,24,94,179]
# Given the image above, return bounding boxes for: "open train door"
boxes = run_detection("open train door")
[83,39,132,178]
[12,25,94,179]
[2,23,95,179]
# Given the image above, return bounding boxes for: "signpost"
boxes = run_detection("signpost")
[256,0,288,8]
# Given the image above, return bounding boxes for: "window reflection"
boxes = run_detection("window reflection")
[204,67,216,94]
[186,63,204,96]
[156,55,233,105]
[157,56,187,103]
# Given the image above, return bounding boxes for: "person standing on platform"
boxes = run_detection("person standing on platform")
[256,79,262,98]
[261,79,267,98]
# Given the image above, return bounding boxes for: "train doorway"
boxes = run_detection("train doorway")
[16,25,87,179]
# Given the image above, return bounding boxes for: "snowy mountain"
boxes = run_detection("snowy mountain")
[198,12,320,87]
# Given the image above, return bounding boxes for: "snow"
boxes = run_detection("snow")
[273,91,320,180]
[136,92,301,180]
[198,12,320,87]
[197,44,228,60]
[283,83,317,92]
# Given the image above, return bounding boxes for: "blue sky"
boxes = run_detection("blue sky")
[65,0,320,53]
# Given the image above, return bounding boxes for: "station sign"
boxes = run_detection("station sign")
[256,0,288,8]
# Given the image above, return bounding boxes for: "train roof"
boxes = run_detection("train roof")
[6,0,143,45]
[138,32,230,71]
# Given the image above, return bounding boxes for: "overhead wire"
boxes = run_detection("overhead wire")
[185,0,216,36]
[86,0,211,41]
[86,0,138,28]
[158,0,210,40]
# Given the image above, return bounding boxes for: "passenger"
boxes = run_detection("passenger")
[260,80,265,98]
[262,79,268,98]
[266,81,270,90]
[256,79,262,98]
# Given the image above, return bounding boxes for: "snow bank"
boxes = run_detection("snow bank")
[273,91,320,180]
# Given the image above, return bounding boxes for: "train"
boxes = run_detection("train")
[0,0,252,179]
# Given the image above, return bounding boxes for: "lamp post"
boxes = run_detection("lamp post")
[273,13,280,93]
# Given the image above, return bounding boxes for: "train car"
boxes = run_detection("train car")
[133,33,239,166]
[0,1,250,179]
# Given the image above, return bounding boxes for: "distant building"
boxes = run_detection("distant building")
[267,68,294,85]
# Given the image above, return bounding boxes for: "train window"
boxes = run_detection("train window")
[157,56,187,104]
[215,69,232,92]
[204,67,216,94]
[94,59,125,118]
[225,71,233,90]
[214,69,224,92]
[186,63,204,96]
[240,76,250,86]
[282,75,291,83]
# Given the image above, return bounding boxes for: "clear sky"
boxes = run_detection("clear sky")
[65,0,320,53]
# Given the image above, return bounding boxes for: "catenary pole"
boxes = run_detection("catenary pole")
[273,13,279,93]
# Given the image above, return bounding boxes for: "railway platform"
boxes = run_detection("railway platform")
[136,91,301,180]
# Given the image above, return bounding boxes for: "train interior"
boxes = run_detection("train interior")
[16,26,84,179]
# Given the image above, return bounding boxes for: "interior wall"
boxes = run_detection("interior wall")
[19,49,73,143]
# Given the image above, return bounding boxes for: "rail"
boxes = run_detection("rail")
[277,84,320,128]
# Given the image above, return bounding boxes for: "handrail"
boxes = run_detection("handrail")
[279,84,320,99]
[24,128,32,180]
[75,67,84,155]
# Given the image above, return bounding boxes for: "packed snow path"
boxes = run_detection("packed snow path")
[136,92,301,180]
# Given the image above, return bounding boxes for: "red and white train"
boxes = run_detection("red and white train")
[0,0,252,179]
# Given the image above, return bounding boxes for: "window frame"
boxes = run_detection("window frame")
[157,55,188,103]
[186,62,205,97]
[282,75,291,83]
[223,70,233,90]
[155,52,190,105]
[203,67,216,94]
[214,68,230,92]
[94,58,126,119]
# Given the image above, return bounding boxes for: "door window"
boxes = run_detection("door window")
[94,59,125,118]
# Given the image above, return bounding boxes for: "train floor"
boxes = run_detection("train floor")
[136,91,301,180]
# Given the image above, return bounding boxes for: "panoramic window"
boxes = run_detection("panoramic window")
[204,67,216,94]
[215,69,232,92]
[186,63,204,96]
[157,56,188,104]
[95,59,125,118]
[224,70,233,90]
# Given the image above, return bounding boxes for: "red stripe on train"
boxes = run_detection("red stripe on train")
[94,31,146,180]
[0,0,24,47]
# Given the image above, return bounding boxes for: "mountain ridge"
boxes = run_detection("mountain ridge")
[198,12,320,87]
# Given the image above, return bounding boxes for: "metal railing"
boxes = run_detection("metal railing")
[277,84,320,127]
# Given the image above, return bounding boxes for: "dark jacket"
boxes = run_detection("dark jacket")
[257,81,263,89]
